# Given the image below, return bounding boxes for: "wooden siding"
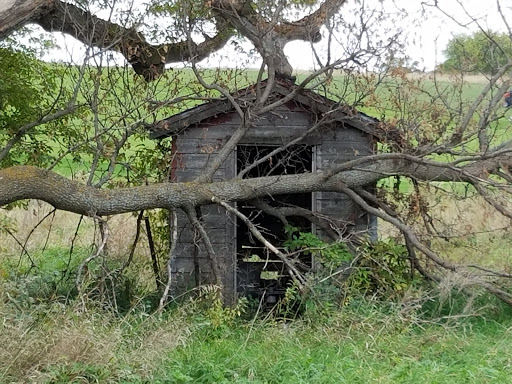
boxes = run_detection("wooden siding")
[315,126,376,240]
[177,106,320,144]
[171,205,237,304]
[169,103,376,303]
[170,129,237,302]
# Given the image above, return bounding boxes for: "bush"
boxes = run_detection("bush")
[347,239,414,299]
[282,228,418,315]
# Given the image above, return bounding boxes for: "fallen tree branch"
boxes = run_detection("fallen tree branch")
[144,214,162,289]
[250,199,342,240]
[1,155,502,217]
[341,183,512,305]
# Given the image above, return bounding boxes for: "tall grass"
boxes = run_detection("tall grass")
[3,201,512,383]
[1,281,512,383]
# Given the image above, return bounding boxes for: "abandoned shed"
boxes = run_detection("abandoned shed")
[149,78,387,304]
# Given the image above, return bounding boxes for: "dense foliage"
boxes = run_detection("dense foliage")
[441,31,512,74]
[0,48,69,168]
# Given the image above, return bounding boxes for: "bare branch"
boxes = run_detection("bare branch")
[250,199,341,240]
[340,182,512,305]
[0,105,82,163]
[159,209,178,310]
[451,61,512,146]
[76,217,109,307]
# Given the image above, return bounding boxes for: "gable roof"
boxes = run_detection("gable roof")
[148,78,395,142]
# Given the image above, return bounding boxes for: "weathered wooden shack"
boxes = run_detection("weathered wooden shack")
[149,78,384,303]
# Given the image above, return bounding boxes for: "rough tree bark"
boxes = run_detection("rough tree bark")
[0,153,504,216]
[0,0,233,80]
[210,0,348,76]
[1,0,348,79]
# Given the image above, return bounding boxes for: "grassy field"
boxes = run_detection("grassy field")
[2,198,512,383]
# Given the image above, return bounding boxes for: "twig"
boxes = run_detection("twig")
[159,209,178,311]
[17,208,57,269]
[317,256,360,284]
[76,217,109,310]
[144,214,162,289]
[60,214,84,284]
[4,228,35,270]
[111,210,144,277]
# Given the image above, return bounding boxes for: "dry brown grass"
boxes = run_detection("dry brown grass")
[0,288,193,383]
[0,201,155,288]
[379,191,512,270]
[0,299,116,382]
[1,201,147,260]
[406,72,494,84]
[0,202,192,382]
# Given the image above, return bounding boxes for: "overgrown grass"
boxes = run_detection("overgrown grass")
[2,279,512,383]
[2,213,512,383]
[158,308,512,383]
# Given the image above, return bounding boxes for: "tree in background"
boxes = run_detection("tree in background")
[441,31,512,74]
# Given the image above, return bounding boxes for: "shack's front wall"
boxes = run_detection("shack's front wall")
[170,103,375,302]
[315,124,376,239]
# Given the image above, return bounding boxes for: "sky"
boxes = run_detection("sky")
[398,0,512,70]
[285,0,512,72]
[37,0,512,72]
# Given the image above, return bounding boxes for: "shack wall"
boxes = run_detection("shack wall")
[170,103,376,302]
[170,134,237,303]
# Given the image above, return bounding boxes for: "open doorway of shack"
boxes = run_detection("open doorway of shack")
[235,144,313,305]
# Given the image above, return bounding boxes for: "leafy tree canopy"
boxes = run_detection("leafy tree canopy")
[441,30,512,74]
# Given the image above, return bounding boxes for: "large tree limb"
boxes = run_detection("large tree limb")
[0,0,53,38]
[211,0,346,42]
[0,154,506,216]
[2,0,348,79]
[210,0,348,76]
[279,0,347,41]
[0,0,233,81]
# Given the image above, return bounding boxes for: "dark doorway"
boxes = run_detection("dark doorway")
[236,144,313,303]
